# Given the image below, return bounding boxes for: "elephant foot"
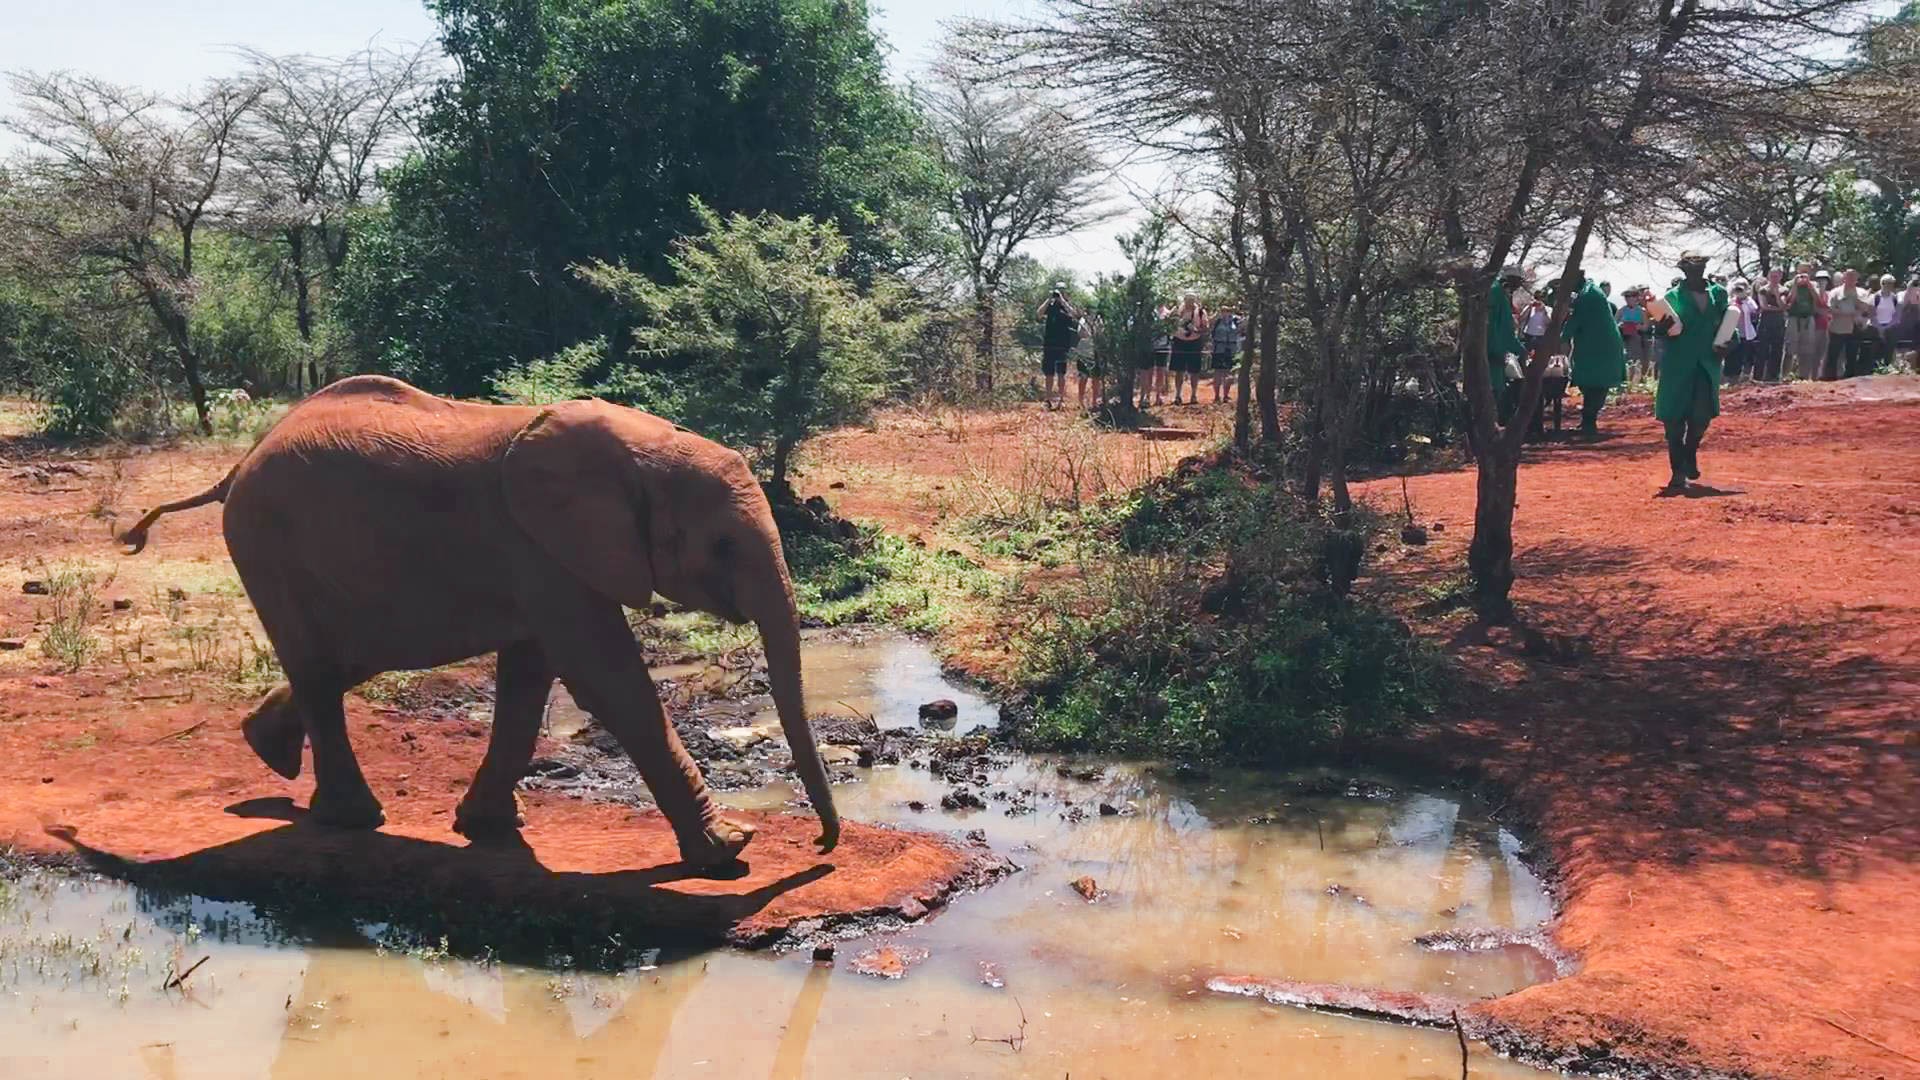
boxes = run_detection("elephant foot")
[308,786,386,829]
[676,817,758,869]
[453,790,526,843]
[242,686,306,780]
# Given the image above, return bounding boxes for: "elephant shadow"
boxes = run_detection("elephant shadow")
[47,817,835,965]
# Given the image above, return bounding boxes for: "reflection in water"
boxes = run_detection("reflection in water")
[2,641,1561,1079]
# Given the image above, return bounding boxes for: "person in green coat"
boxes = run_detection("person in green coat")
[1652,252,1731,493]
[1486,267,1529,425]
[1562,270,1627,439]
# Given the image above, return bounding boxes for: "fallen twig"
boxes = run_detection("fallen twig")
[148,719,206,742]
[970,996,1028,1053]
[164,955,209,990]
[1821,1016,1920,1065]
[1452,1009,1468,1079]
[1316,819,1325,851]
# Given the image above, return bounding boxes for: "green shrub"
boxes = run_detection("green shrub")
[1008,461,1445,761]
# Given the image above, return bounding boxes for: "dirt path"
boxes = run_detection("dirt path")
[1357,376,1920,1079]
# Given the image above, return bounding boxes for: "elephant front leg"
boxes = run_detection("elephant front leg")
[540,608,756,869]
[455,640,552,841]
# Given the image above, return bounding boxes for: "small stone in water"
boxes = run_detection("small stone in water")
[811,944,835,963]
[978,962,1005,989]
[1098,802,1119,816]
[1070,876,1101,902]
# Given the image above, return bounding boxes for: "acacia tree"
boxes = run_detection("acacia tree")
[1,73,260,434]
[578,201,918,493]
[1672,132,1834,276]
[921,63,1112,392]
[235,45,432,390]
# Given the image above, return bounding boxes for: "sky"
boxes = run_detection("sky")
[0,0,1872,293]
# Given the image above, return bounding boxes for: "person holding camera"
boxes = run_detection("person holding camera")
[1037,284,1081,410]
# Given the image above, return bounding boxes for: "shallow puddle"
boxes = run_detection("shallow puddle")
[3,636,1563,1079]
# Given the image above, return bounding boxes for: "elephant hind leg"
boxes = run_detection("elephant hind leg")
[454,639,552,842]
[242,683,306,780]
[291,680,384,829]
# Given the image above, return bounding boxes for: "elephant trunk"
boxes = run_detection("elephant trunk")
[758,606,840,853]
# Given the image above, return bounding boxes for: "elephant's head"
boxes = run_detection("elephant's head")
[499,400,839,853]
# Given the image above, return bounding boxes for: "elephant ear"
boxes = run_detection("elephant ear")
[501,400,661,607]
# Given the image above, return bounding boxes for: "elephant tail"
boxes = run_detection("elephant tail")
[117,466,235,555]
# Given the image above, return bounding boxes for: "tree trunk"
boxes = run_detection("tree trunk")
[1300,404,1324,504]
[1233,298,1255,453]
[1467,445,1518,621]
[975,290,996,392]
[147,293,212,435]
[770,437,793,499]
[1257,307,1280,442]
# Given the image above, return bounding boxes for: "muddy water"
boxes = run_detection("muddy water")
[2,636,1564,1079]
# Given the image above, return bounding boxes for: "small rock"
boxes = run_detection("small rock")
[0,639,24,651]
[819,744,863,765]
[166,587,187,600]
[710,726,771,752]
[811,944,836,963]
[1098,802,1120,817]
[41,776,54,784]
[1431,522,1446,532]
[22,581,48,595]
[978,962,1005,989]
[395,787,409,797]
[1400,524,1429,546]
[850,944,928,979]
[1325,883,1369,906]
[964,828,986,844]
[525,757,581,780]
[828,481,846,489]
[856,746,876,768]
[905,800,926,812]
[918,699,959,728]
[941,789,986,811]
[1070,876,1102,902]
[111,598,133,611]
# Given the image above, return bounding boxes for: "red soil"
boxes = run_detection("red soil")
[1356,376,1920,1079]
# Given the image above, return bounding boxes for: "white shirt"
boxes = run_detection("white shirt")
[1872,292,1900,328]
[1522,305,1548,335]
[1735,296,1758,340]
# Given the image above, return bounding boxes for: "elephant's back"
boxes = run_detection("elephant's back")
[221,377,536,668]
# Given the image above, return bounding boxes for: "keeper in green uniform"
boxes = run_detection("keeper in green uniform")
[1652,252,1732,493]
[1562,269,1627,439]
[1486,266,1529,425]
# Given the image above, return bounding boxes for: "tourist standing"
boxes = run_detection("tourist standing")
[1618,289,1649,381]
[1870,275,1901,370]
[1168,294,1208,405]
[1037,285,1080,410]
[1654,253,1731,493]
[1520,293,1550,360]
[1754,268,1787,381]
[1143,304,1173,407]
[1208,305,1240,404]
[1724,281,1758,382]
[1564,271,1626,439]
[1825,269,1868,379]
[1784,267,1822,379]
[1643,284,1675,375]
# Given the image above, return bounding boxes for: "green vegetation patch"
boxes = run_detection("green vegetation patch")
[1003,458,1447,763]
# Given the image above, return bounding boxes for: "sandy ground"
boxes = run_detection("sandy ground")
[1354,376,1920,1079]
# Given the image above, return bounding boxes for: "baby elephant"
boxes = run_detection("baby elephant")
[120,375,837,868]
